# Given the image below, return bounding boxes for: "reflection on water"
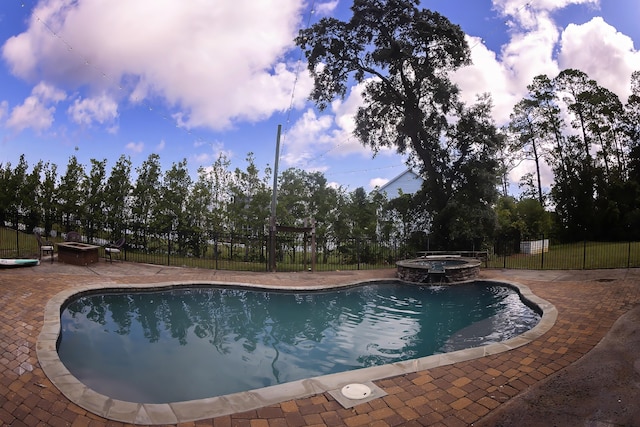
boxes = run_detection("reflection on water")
[58,282,540,403]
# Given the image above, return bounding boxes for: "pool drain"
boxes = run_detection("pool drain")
[341,383,372,400]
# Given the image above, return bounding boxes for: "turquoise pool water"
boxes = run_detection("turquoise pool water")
[58,281,540,403]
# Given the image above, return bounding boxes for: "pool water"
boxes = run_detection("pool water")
[58,281,540,403]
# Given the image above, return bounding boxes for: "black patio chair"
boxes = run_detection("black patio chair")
[105,237,125,263]
[35,232,54,263]
[65,231,82,242]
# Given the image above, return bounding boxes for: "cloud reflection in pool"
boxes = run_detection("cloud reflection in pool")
[58,281,540,403]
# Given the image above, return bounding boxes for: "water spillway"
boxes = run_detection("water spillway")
[396,256,481,283]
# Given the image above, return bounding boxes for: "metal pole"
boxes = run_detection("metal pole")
[540,233,544,269]
[16,212,20,257]
[311,218,316,272]
[269,124,282,272]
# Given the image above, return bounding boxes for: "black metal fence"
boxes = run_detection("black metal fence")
[4,218,640,271]
[489,234,640,270]
[1,218,403,272]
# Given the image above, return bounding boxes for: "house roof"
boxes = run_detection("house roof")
[378,169,423,195]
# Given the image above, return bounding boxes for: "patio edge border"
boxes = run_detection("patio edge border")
[36,279,556,425]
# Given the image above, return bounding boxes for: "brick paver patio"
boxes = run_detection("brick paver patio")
[1,262,639,426]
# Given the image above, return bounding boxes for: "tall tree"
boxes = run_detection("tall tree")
[527,74,569,184]
[383,191,421,248]
[584,85,625,177]
[40,162,58,236]
[161,159,192,255]
[297,0,500,248]
[83,159,107,241]
[276,168,310,227]
[0,162,13,226]
[227,153,271,262]
[508,98,546,204]
[424,95,502,249]
[131,154,163,249]
[554,69,596,159]
[104,155,132,240]
[624,71,640,174]
[625,71,640,189]
[21,160,43,232]
[57,156,86,233]
[5,155,28,227]
[186,166,216,257]
[228,153,271,236]
[3,155,41,231]
[346,187,377,239]
[206,154,233,233]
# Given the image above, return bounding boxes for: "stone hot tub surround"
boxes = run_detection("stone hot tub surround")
[57,242,100,266]
[396,256,481,283]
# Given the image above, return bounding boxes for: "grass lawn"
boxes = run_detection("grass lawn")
[486,241,640,270]
[4,227,640,270]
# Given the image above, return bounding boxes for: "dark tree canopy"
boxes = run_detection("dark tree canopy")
[297,0,469,170]
[297,0,501,248]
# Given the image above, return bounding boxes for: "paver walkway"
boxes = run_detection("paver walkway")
[1,261,639,426]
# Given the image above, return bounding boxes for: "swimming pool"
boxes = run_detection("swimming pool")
[37,279,557,424]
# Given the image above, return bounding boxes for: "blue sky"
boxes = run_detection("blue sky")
[1,0,639,193]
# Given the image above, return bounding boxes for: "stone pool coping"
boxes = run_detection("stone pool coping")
[36,279,557,425]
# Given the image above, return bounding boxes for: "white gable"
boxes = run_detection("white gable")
[378,170,423,198]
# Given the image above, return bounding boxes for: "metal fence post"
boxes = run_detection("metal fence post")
[503,240,507,269]
[167,228,171,266]
[214,233,219,270]
[15,212,20,258]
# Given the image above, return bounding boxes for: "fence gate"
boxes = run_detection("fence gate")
[269,219,316,272]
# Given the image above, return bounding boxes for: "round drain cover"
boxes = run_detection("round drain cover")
[341,383,372,400]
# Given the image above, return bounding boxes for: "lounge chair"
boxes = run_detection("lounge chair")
[105,237,125,263]
[65,231,82,242]
[35,232,54,263]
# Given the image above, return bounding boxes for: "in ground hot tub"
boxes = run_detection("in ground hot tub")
[56,242,100,266]
[396,256,481,283]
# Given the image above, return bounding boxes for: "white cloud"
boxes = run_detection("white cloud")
[558,17,640,99]
[193,139,208,148]
[190,140,234,168]
[455,3,640,124]
[454,6,563,126]
[125,141,144,154]
[1,0,309,132]
[156,139,166,151]
[192,152,211,164]
[369,177,389,189]
[33,81,67,103]
[281,108,334,167]
[283,80,393,171]
[210,141,233,163]
[455,0,640,194]
[327,181,342,190]
[68,93,118,126]
[0,100,7,121]
[509,159,555,192]
[453,37,519,125]
[499,12,561,90]
[493,0,599,30]
[314,1,339,16]
[281,0,640,193]
[6,81,66,132]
